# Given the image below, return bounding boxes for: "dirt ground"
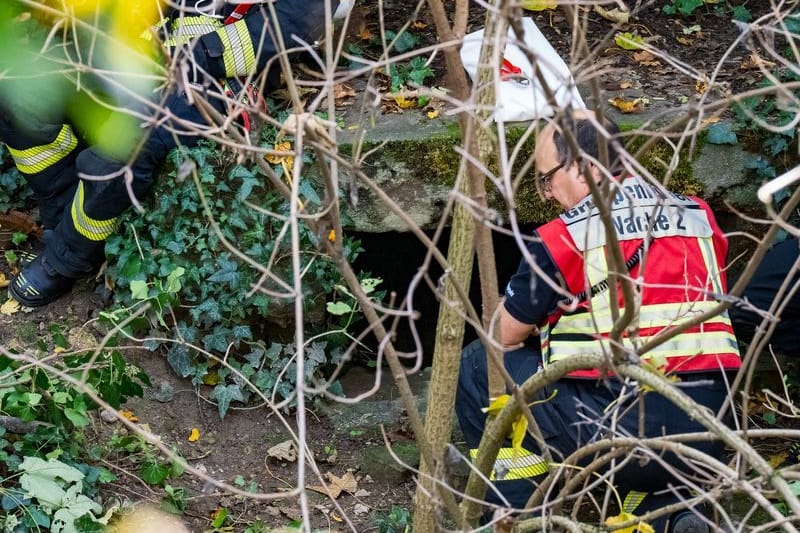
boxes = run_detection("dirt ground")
[0,2,789,532]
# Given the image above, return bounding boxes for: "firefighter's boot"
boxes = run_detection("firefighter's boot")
[9,253,77,307]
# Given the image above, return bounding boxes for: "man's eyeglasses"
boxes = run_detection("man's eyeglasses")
[538,162,564,189]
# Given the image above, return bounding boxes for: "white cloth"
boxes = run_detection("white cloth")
[460,17,586,122]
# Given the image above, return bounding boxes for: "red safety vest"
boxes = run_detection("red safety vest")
[535,176,741,378]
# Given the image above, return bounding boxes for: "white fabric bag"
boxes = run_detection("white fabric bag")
[460,17,586,122]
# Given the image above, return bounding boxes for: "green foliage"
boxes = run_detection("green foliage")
[104,131,374,418]
[373,505,412,533]
[705,122,738,145]
[0,328,149,532]
[384,29,419,54]
[731,4,752,22]
[732,64,799,204]
[389,56,435,94]
[0,145,34,213]
[663,0,704,17]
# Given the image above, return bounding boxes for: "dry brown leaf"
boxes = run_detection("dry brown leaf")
[333,83,356,100]
[1,298,21,315]
[357,21,374,41]
[307,471,358,499]
[740,51,777,70]
[0,272,8,289]
[769,450,790,468]
[119,410,139,422]
[608,96,646,113]
[268,440,298,462]
[393,95,416,109]
[633,50,660,66]
[0,210,39,236]
[412,20,427,29]
[695,79,708,95]
[701,116,721,126]
[676,36,694,46]
[594,4,630,23]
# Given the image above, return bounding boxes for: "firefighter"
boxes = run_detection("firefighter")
[2,0,342,307]
[455,112,741,532]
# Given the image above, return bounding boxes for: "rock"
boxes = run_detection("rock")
[100,409,118,423]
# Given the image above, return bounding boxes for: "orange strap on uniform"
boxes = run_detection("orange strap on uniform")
[223,3,253,25]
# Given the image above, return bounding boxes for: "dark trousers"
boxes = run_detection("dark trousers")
[0,89,225,278]
[456,339,732,514]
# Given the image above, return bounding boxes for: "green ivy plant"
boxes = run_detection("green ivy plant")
[104,126,375,418]
[0,330,150,532]
[0,144,34,213]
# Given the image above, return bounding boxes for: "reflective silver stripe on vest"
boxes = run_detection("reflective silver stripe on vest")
[218,19,256,77]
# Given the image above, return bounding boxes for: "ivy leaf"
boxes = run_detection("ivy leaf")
[327,301,352,315]
[706,122,738,145]
[129,280,149,301]
[203,328,231,353]
[140,459,170,485]
[211,384,245,418]
[615,32,645,50]
[167,345,194,378]
[385,30,418,53]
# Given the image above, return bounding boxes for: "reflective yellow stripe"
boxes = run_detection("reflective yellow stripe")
[7,125,77,174]
[469,447,549,481]
[623,490,648,513]
[170,16,224,46]
[217,19,256,77]
[549,329,739,362]
[70,183,119,241]
[698,236,723,295]
[555,301,728,334]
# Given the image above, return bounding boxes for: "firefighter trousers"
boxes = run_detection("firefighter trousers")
[455,339,732,517]
[0,89,225,279]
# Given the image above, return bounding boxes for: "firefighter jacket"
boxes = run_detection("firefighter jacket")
[534,176,741,378]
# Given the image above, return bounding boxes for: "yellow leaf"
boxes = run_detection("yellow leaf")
[769,450,790,468]
[202,371,220,386]
[331,512,344,522]
[328,229,336,242]
[119,410,139,422]
[695,79,708,95]
[0,273,8,288]
[265,141,294,166]
[1,298,20,315]
[676,36,694,46]
[605,512,655,533]
[511,413,528,457]
[521,0,557,11]
[608,97,645,114]
[393,95,416,109]
[615,32,645,51]
[426,109,440,119]
[412,21,428,29]
[482,394,511,416]
[54,346,67,354]
[188,428,200,442]
[701,116,721,126]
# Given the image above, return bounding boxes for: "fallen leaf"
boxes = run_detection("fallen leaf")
[268,440,298,462]
[308,471,359,499]
[605,512,654,533]
[701,116,721,126]
[393,95,416,109]
[0,210,40,237]
[615,32,645,50]
[426,109,439,119]
[1,298,20,315]
[521,0,557,10]
[331,512,344,522]
[265,141,294,167]
[633,50,660,66]
[740,51,777,70]
[352,503,370,516]
[676,36,694,45]
[695,79,708,94]
[333,83,356,100]
[188,428,200,442]
[357,21,374,41]
[619,81,633,89]
[0,273,9,288]
[412,20,427,29]
[595,4,630,23]
[769,450,790,468]
[120,410,139,422]
[608,96,646,113]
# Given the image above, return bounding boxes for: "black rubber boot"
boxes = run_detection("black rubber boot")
[9,253,77,307]
[668,510,710,533]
